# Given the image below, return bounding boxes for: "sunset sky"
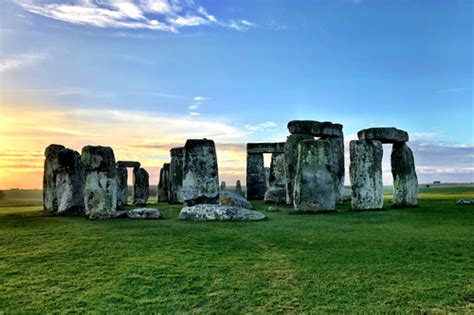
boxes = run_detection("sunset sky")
[0,0,472,189]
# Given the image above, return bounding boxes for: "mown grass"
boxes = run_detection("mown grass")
[0,186,473,313]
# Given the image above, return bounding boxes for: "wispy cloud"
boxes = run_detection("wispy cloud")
[437,88,470,93]
[194,96,211,102]
[245,121,278,131]
[188,96,211,115]
[15,0,256,33]
[0,53,49,73]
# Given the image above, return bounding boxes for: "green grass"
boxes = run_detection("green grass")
[0,186,473,313]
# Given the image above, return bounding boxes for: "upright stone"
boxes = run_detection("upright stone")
[349,140,384,210]
[157,163,170,202]
[43,144,65,212]
[182,139,219,206]
[220,181,227,191]
[264,152,287,204]
[116,166,128,209]
[133,167,149,206]
[284,133,313,204]
[81,146,117,217]
[293,139,336,212]
[326,136,345,204]
[391,143,418,208]
[169,147,184,203]
[236,180,242,195]
[246,153,266,200]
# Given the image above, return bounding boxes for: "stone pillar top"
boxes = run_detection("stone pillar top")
[357,127,409,143]
[247,142,286,154]
[287,120,343,138]
[170,147,185,157]
[116,160,141,168]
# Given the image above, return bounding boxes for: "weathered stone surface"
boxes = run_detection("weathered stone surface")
[284,133,314,204]
[264,187,287,204]
[236,180,242,195]
[391,143,418,208]
[265,153,287,204]
[116,166,128,209]
[247,142,285,154]
[349,140,384,210]
[265,167,270,189]
[89,210,128,220]
[219,190,253,209]
[456,199,474,205]
[358,127,408,143]
[179,204,266,221]
[182,139,219,206]
[220,181,226,191]
[267,206,279,212]
[287,120,343,138]
[133,167,149,206]
[325,136,345,204]
[246,153,266,200]
[127,208,162,219]
[81,145,117,217]
[293,139,336,212]
[157,163,170,202]
[116,161,140,168]
[43,144,85,215]
[169,147,184,204]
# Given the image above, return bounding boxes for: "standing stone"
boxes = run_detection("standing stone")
[182,139,219,206]
[246,153,266,200]
[264,167,270,189]
[293,139,336,212]
[169,147,184,203]
[284,133,313,204]
[325,136,345,204]
[81,146,117,217]
[391,143,418,208]
[264,153,287,204]
[236,180,242,195]
[349,140,384,210]
[116,166,128,209]
[220,181,226,191]
[43,144,85,215]
[133,167,149,206]
[157,163,170,202]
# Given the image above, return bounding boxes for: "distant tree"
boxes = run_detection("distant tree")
[0,190,5,200]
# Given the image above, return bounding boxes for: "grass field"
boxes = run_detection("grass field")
[1,185,473,313]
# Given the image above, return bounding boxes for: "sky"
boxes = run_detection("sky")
[0,0,472,189]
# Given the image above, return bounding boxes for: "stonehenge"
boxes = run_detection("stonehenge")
[157,163,170,202]
[169,147,184,203]
[116,160,149,208]
[133,167,149,206]
[391,142,418,208]
[116,166,128,209]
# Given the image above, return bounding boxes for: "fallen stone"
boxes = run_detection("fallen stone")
[287,120,343,138]
[157,163,170,202]
[246,152,266,200]
[264,187,287,204]
[182,139,219,206]
[127,208,162,219]
[349,140,384,210]
[169,147,184,203]
[391,143,418,208]
[89,211,128,220]
[179,204,266,221]
[267,206,279,212]
[116,166,128,209]
[133,167,149,206]
[293,139,336,212]
[219,190,253,209]
[357,127,408,143]
[116,161,140,168]
[456,199,474,205]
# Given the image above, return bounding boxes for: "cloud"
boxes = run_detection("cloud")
[245,121,278,131]
[194,96,211,102]
[188,105,198,110]
[437,88,470,93]
[15,0,255,33]
[0,53,49,73]
[189,112,200,116]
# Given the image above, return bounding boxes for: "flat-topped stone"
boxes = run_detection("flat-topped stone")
[116,161,140,168]
[127,208,162,219]
[170,147,185,157]
[179,204,266,221]
[247,142,285,154]
[357,127,408,143]
[287,120,343,138]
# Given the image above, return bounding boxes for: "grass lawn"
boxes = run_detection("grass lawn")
[0,185,473,313]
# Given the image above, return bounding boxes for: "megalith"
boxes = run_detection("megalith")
[182,139,219,206]
[358,127,409,143]
[325,136,345,204]
[81,145,117,217]
[391,142,418,208]
[236,180,242,195]
[133,167,149,206]
[169,147,184,203]
[284,133,313,204]
[246,153,266,200]
[220,181,227,191]
[349,140,384,210]
[43,144,85,215]
[293,139,336,212]
[116,166,128,209]
[157,163,170,202]
[264,152,287,204]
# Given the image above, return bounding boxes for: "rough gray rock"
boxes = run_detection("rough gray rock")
[235,180,243,195]
[293,139,336,212]
[220,181,227,191]
[325,136,345,204]
[219,190,253,209]
[349,140,384,210]
[269,153,286,188]
[81,145,117,217]
[264,187,287,204]
[127,208,162,219]
[133,167,149,206]
[358,127,409,143]
[157,163,170,202]
[267,206,279,212]
[116,166,128,209]
[391,143,418,208]
[265,167,270,189]
[179,204,266,221]
[247,142,285,154]
[246,153,266,200]
[287,120,343,138]
[116,161,140,168]
[456,199,474,205]
[43,144,85,215]
[89,210,128,220]
[182,139,219,206]
[284,133,314,205]
[169,147,184,204]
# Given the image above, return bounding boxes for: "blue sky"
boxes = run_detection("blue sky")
[0,0,472,188]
